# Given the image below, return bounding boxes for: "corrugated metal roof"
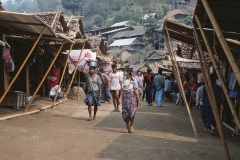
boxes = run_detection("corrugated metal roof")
[109,38,136,47]
[109,38,145,47]
[101,27,129,35]
[110,21,129,27]
[112,26,145,39]
[0,11,56,37]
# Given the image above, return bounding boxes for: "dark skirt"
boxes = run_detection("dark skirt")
[84,91,101,106]
[122,90,137,121]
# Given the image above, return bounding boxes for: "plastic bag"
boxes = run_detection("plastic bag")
[5,59,15,72]
[2,44,12,60]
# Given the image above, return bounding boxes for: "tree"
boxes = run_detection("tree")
[3,0,39,12]
[178,15,193,26]
[37,0,60,12]
[61,0,87,15]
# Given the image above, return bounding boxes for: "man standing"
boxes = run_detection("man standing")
[81,61,102,121]
[135,70,143,100]
[196,79,207,130]
[143,69,154,106]
[98,69,112,103]
[108,64,122,112]
[153,69,164,107]
[164,76,172,102]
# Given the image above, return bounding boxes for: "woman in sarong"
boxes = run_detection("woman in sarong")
[122,68,141,133]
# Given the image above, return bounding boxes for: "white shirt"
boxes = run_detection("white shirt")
[50,85,61,96]
[108,72,122,90]
[122,78,138,91]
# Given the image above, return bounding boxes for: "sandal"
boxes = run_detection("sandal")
[87,117,92,121]
[93,116,96,120]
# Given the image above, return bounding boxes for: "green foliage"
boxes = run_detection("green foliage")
[3,0,39,12]
[84,22,94,30]
[168,0,179,5]
[94,15,105,27]
[37,0,60,12]
[61,0,86,15]
[145,17,159,37]
[178,15,193,26]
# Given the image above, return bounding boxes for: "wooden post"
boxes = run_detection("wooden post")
[77,71,80,101]
[201,0,240,84]
[24,41,65,112]
[64,43,85,102]
[164,30,198,137]
[194,15,240,129]
[51,10,59,28]
[2,34,9,91]
[67,15,73,26]
[26,66,30,96]
[51,43,73,107]
[193,24,231,160]
[0,27,46,103]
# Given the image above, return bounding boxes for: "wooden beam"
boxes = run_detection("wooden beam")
[26,66,30,96]
[51,43,73,107]
[0,27,46,103]
[201,0,240,85]
[51,10,59,28]
[64,43,85,102]
[193,23,231,160]
[164,28,198,137]
[67,15,73,26]
[24,41,65,112]
[194,14,240,129]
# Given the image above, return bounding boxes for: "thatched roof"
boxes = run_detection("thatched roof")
[65,16,86,39]
[129,63,148,72]
[146,50,165,60]
[33,11,62,33]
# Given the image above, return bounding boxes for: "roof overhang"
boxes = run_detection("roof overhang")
[163,19,240,57]
[0,11,57,38]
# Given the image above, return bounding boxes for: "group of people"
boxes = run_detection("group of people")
[48,61,223,136]
[82,62,141,133]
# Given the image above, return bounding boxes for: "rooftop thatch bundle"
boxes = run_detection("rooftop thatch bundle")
[65,16,85,39]
[34,11,62,32]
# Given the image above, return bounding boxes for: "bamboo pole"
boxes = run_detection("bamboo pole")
[201,0,240,84]
[51,43,73,107]
[64,43,85,102]
[67,15,73,26]
[24,41,65,112]
[77,71,80,101]
[164,30,198,137]
[51,10,59,28]
[193,24,230,160]
[0,27,46,103]
[194,15,240,129]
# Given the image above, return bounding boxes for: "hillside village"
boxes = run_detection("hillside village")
[84,0,195,73]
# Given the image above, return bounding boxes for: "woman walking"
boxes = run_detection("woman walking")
[122,68,141,133]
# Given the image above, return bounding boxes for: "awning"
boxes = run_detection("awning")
[0,11,56,38]
[163,19,240,57]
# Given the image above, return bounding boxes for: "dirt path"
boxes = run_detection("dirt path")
[0,94,239,160]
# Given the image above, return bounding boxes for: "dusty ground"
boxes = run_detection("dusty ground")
[0,94,239,160]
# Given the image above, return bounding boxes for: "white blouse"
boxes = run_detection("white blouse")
[122,78,138,91]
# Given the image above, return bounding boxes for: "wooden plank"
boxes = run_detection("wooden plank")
[0,110,40,121]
